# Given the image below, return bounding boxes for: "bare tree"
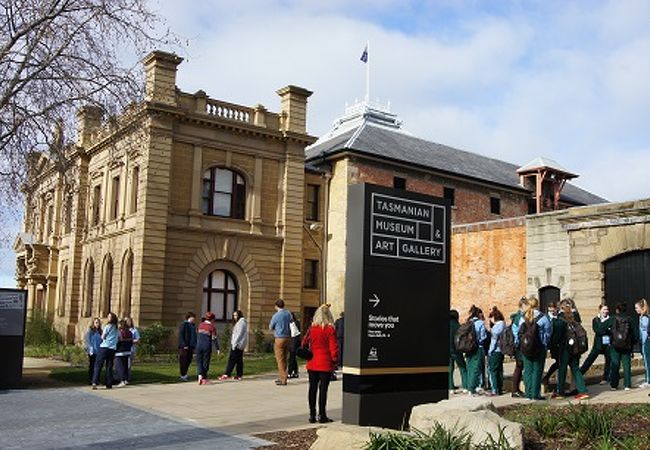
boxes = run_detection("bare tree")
[0,0,174,198]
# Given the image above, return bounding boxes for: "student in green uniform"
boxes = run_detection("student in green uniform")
[465,305,488,395]
[449,309,468,393]
[542,302,560,388]
[579,303,613,383]
[551,303,589,400]
[510,298,525,398]
[519,296,551,400]
[486,306,505,396]
[610,302,637,390]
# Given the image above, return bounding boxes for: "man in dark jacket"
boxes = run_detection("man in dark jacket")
[178,312,197,381]
[449,310,468,392]
[580,303,613,383]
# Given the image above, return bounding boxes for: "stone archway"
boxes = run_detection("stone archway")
[180,236,264,326]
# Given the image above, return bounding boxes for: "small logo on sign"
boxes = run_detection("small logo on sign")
[368,347,378,361]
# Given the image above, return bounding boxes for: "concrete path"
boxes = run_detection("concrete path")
[89,373,343,435]
[0,388,270,449]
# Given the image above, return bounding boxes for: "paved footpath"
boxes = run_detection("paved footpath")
[2,357,648,449]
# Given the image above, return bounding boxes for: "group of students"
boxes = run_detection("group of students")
[450,297,650,400]
[178,309,249,385]
[86,313,140,389]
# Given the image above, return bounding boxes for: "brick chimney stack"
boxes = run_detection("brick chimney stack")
[76,105,103,147]
[276,85,312,134]
[142,50,184,106]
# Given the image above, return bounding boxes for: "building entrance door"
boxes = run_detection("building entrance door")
[604,250,650,349]
[538,285,560,312]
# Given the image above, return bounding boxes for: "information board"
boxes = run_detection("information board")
[0,288,28,387]
[343,184,450,429]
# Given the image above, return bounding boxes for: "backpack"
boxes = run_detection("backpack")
[454,322,478,354]
[611,316,632,352]
[566,321,589,356]
[518,315,543,358]
[498,325,517,357]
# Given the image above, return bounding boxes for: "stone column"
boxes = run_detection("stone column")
[276,85,313,134]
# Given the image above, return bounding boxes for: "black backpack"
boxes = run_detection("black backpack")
[498,325,517,357]
[455,322,478,354]
[611,316,632,352]
[566,321,589,356]
[518,315,543,358]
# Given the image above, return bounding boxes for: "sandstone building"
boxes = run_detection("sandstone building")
[17,50,644,347]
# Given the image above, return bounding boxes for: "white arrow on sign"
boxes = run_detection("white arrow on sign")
[369,294,380,308]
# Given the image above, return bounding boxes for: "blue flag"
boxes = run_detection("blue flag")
[360,45,368,63]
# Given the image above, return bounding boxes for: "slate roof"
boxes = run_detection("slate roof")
[306,113,607,206]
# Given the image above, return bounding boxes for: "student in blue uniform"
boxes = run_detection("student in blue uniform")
[635,298,649,389]
[486,306,505,396]
[465,305,488,395]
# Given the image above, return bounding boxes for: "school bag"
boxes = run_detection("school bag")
[518,315,543,358]
[454,322,478,354]
[611,316,632,352]
[566,321,589,356]
[497,325,517,357]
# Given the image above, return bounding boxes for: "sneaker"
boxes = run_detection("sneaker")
[638,382,650,389]
[275,379,287,386]
[117,381,127,388]
[91,384,97,390]
[179,375,188,382]
[233,376,242,381]
[198,375,203,385]
[599,380,607,385]
[219,375,230,381]
[475,387,485,395]
[550,392,564,399]
[610,387,617,391]
[624,387,631,391]
[575,393,590,401]
[511,391,524,398]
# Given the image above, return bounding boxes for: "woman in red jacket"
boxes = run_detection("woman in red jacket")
[302,304,338,423]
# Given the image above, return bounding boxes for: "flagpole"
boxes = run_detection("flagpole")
[365,40,370,105]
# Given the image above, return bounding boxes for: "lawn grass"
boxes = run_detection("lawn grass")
[49,352,278,385]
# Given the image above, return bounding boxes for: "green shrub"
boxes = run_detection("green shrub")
[253,320,267,353]
[530,410,563,439]
[25,313,61,346]
[569,405,612,441]
[365,425,480,450]
[138,323,173,357]
[220,324,232,353]
[60,345,87,365]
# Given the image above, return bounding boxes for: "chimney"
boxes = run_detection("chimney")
[142,50,184,106]
[76,105,103,147]
[276,85,312,134]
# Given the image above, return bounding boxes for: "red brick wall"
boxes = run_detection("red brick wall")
[348,158,529,224]
[451,219,527,320]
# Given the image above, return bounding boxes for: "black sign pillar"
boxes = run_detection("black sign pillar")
[0,289,28,388]
[342,184,450,429]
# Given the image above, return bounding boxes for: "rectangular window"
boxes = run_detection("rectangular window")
[64,195,73,234]
[47,204,54,235]
[528,197,537,214]
[306,184,320,221]
[393,176,406,190]
[443,187,455,206]
[92,185,101,226]
[303,259,318,289]
[490,196,501,215]
[130,167,139,214]
[111,176,120,220]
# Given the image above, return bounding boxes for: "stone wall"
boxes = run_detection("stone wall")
[526,210,571,299]
[451,218,527,318]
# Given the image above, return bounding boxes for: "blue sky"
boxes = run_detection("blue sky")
[1,0,649,287]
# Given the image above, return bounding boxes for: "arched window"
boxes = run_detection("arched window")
[202,270,238,321]
[100,255,113,316]
[57,265,68,317]
[82,259,94,317]
[120,250,133,317]
[202,167,246,219]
